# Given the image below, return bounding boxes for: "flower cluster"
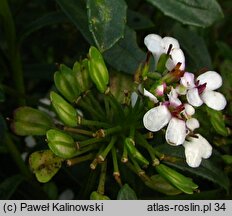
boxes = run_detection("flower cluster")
[142,34,227,168]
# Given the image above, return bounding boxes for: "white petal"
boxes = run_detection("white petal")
[180,72,195,88]
[168,88,182,107]
[183,141,202,168]
[165,117,186,146]
[194,134,212,159]
[186,118,200,131]
[144,34,162,54]
[166,48,185,71]
[144,88,159,103]
[201,90,227,111]
[184,104,195,116]
[143,105,171,132]
[162,36,180,52]
[186,88,203,107]
[131,92,138,108]
[197,71,222,91]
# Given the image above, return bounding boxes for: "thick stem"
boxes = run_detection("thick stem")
[97,161,107,195]
[66,153,95,167]
[78,137,105,148]
[77,117,110,128]
[112,146,122,186]
[98,136,117,161]
[63,126,94,137]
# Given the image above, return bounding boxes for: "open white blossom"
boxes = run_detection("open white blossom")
[183,134,212,168]
[181,71,227,111]
[144,34,185,71]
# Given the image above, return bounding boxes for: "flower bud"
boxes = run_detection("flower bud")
[46,129,78,159]
[73,59,92,93]
[11,106,54,136]
[29,150,63,183]
[156,164,198,194]
[50,91,77,127]
[88,46,109,93]
[125,137,149,166]
[54,64,80,103]
[90,191,110,200]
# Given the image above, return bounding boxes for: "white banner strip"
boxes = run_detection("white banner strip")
[0,200,231,216]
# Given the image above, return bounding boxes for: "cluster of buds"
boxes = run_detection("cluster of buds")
[10,36,228,197]
[139,34,227,168]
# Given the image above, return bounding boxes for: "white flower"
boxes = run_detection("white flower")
[138,85,158,103]
[143,105,186,146]
[182,71,227,111]
[131,92,139,107]
[144,34,185,71]
[183,134,212,168]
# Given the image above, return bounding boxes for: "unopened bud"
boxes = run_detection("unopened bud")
[88,46,109,93]
[50,91,77,127]
[46,129,78,159]
[11,106,54,136]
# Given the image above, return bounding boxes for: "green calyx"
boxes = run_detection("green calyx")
[88,46,109,93]
[11,106,54,136]
[46,129,78,159]
[50,91,77,127]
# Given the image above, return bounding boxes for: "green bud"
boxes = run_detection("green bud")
[125,138,149,166]
[46,129,78,159]
[11,106,54,136]
[156,53,169,73]
[156,164,198,194]
[50,91,77,127]
[90,191,110,200]
[29,150,63,183]
[73,59,92,93]
[206,107,229,137]
[88,46,109,93]
[54,64,80,103]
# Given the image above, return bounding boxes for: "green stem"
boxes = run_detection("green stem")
[73,143,99,157]
[97,161,107,195]
[78,117,110,128]
[121,143,128,163]
[63,126,94,137]
[98,136,117,161]
[78,137,105,148]
[103,125,122,137]
[66,153,95,166]
[0,0,25,105]
[87,91,105,116]
[4,133,31,179]
[90,145,106,170]
[136,133,160,166]
[104,96,111,119]
[111,146,122,186]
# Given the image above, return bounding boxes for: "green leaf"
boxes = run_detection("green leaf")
[145,175,182,195]
[19,12,67,43]
[29,150,63,183]
[146,0,224,27]
[205,107,229,137]
[56,0,94,44]
[117,184,137,200]
[127,10,154,30]
[155,144,230,192]
[87,0,127,51]
[0,175,24,199]
[220,59,232,101]
[104,26,145,74]
[173,25,212,70]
